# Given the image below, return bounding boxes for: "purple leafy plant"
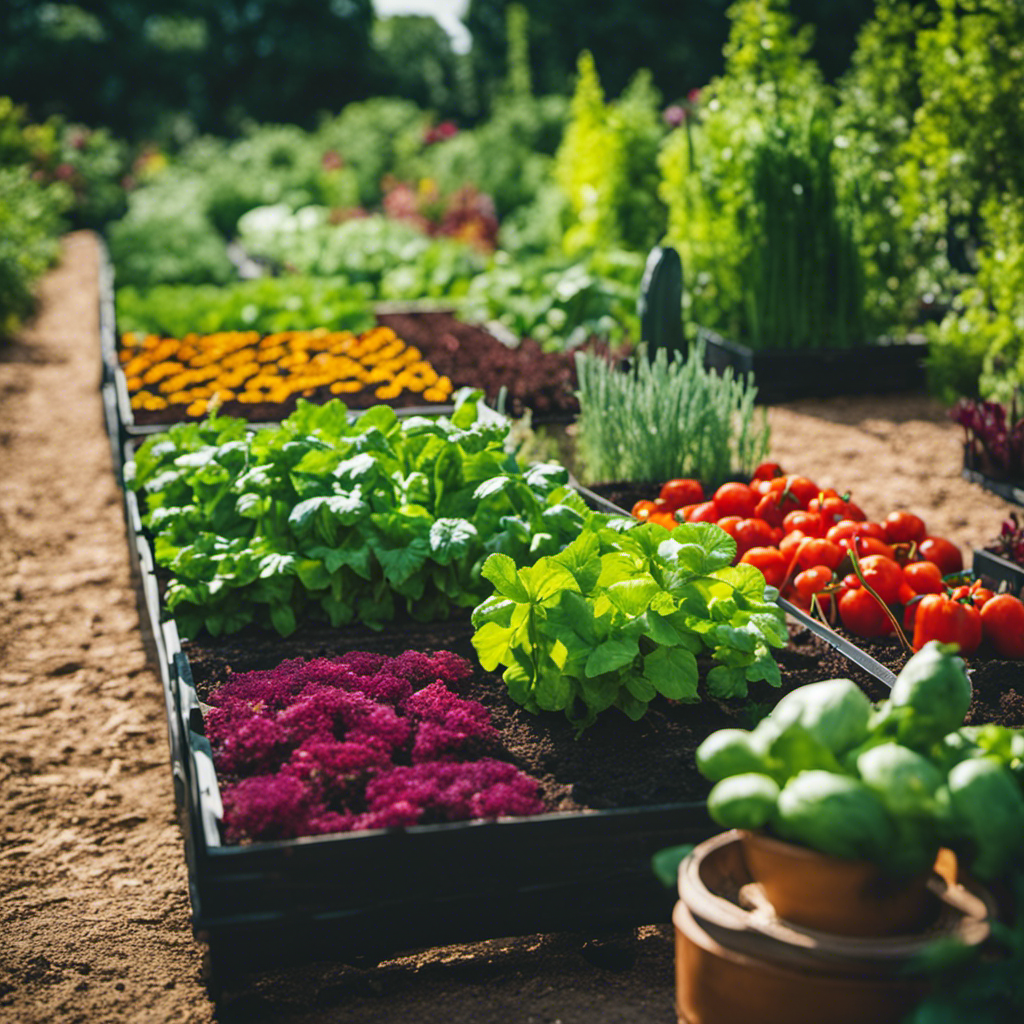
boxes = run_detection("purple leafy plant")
[208,650,546,844]
[985,513,1024,568]
[951,398,1024,479]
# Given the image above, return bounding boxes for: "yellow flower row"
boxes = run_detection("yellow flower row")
[122,327,454,415]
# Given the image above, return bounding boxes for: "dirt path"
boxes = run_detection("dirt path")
[0,235,1018,1024]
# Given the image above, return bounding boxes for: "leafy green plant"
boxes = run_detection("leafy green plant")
[401,94,568,223]
[127,392,591,639]
[926,194,1024,404]
[897,0,1024,304]
[554,53,668,257]
[573,341,770,486]
[472,517,787,732]
[116,277,375,338]
[315,98,430,209]
[0,165,69,338]
[832,0,932,331]
[697,643,1024,881]
[458,249,643,351]
[658,0,867,349]
[235,208,487,297]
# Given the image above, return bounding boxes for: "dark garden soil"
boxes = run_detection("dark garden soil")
[182,620,895,820]
[3,233,1024,1024]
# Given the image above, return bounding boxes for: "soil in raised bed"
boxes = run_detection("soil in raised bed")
[182,618,900,820]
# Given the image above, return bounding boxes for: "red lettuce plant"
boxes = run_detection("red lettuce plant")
[951,398,1024,480]
[206,650,545,843]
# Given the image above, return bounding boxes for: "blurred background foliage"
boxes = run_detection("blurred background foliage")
[5,0,1023,406]
[1,0,877,141]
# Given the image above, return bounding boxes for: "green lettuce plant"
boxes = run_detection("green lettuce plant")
[128,392,590,639]
[472,517,787,732]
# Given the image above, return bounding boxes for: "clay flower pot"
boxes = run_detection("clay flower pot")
[673,831,995,1024]
[739,830,934,937]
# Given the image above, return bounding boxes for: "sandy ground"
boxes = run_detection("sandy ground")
[0,233,1018,1024]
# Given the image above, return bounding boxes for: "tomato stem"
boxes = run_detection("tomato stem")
[847,542,913,654]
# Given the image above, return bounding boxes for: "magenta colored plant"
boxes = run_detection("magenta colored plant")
[221,774,319,843]
[205,650,547,844]
[361,759,545,827]
[951,398,1024,479]
[986,513,1024,568]
[284,737,389,804]
[403,681,500,763]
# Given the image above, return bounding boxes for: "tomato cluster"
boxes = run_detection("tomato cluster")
[632,465,1024,660]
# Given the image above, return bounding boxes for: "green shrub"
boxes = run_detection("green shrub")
[832,0,932,331]
[116,276,374,337]
[658,0,866,349]
[927,194,1024,404]
[0,165,69,337]
[315,99,429,209]
[554,54,667,257]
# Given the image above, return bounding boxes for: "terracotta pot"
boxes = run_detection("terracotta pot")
[673,831,995,1024]
[739,829,934,937]
[673,899,926,1024]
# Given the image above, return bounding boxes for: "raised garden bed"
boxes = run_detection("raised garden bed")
[700,328,929,405]
[169,613,900,987]
[110,310,604,440]
[972,548,1024,600]
[961,450,1024,507]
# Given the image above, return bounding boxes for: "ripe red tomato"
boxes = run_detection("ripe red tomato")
[714,482,758,518]
[855,554,904,604]
[715,515,743,539]
[631,499,657,520]
[739,546,788,589]
[779,530,809,561]
[838,535,897,561]
[826,520,886,544]
[659,478,704,511]
[811,494,867,526]
[980,594,1024,659]
[838,586,895,638]
[685,500,719,524]
[796,537,845,572]
[918,536,963,576]
[754,490,797,526]
[905,565,942,598]
[794,565,834,602]
[751,462,784,482]
[780,476,821,509]
[912,593,982,654]
[883,510,927,545]
[733,517,775,555]
[783,510,824,536]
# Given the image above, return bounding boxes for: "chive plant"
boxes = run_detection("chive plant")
[573,341,769,487]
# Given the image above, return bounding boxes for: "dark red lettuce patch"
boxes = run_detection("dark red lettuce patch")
[207,650,546,843]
